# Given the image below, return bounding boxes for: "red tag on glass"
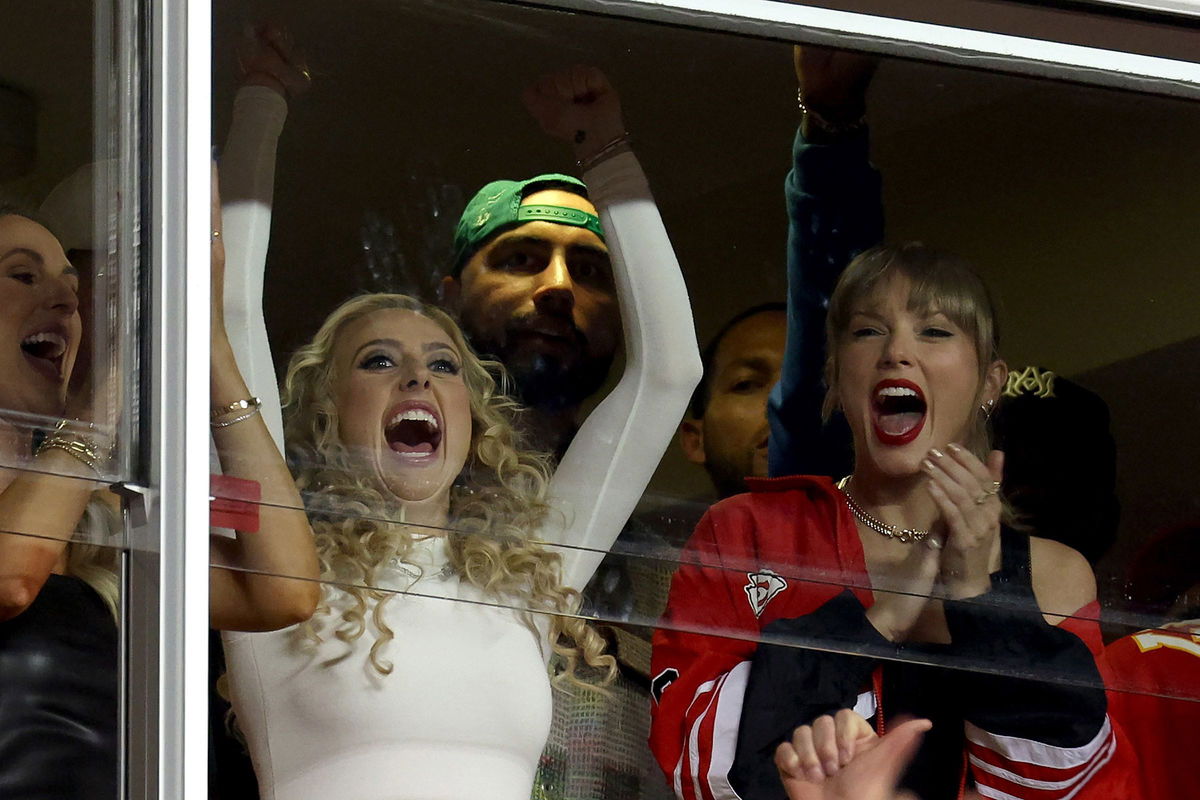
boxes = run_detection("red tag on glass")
[210,474,262,532]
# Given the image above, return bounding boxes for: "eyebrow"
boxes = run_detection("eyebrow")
[1,247,79,280]
[353,338,459,358]
[1,247,44,265]
[722,356,776,374]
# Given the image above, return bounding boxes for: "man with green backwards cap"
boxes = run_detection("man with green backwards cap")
[441,67,643,456]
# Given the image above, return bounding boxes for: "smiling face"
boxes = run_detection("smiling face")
[0,214,81,419]
[443,189,618,411]
[834,272,1003,478]
[330,308,473,506]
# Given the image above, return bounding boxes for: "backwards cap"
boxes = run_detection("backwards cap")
[451,173,605,276]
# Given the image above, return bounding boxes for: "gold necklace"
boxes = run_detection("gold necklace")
[837,477,931,544]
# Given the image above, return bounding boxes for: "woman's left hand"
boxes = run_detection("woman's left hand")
[924,444,1004,599]
[522,65,626,163]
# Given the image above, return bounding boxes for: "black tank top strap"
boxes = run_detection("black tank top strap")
[994,525,1034,591]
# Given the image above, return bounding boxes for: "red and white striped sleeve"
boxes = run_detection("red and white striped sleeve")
[649,512,762,800]
[965,716,1117,800]
[954,604,1143,800]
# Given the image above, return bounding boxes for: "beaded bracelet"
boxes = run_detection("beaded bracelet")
[797,89,867,136]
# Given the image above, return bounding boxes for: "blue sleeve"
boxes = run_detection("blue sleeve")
[768,126,884,477]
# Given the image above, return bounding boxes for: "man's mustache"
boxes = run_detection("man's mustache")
[505,313,590,351]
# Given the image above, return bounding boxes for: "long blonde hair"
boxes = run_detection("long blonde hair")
[282,293,613,684]
[66,499,121,621]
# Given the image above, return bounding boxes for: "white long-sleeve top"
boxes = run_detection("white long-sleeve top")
[219,86,701,800]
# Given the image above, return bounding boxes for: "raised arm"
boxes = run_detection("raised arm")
[209,29,317,630]
[523,66,702,590]
[210,161,318,631]
[218,25,309,449]
[768,46,882,479]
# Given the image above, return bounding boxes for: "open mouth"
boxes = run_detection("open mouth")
[871,379,926,446]
[384,403,442,457]
[20,330,68,381]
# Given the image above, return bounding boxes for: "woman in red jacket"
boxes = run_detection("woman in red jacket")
[650,243,1138,800]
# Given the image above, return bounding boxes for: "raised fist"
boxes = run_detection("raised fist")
[793,44,878,122]
[522,65,625,161]
[237,24,311,101]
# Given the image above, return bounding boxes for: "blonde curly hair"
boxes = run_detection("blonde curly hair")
[282,293,613,686]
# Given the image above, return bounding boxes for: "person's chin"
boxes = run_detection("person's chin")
[384,475,449,504]
[867,447,926,479]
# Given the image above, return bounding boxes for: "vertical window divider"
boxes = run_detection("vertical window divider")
[134,0,212,797]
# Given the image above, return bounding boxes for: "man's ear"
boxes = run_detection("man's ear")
[439,275,461,308]
[678,418,706,465]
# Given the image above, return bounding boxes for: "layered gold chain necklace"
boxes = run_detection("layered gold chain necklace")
[836,476,931,545]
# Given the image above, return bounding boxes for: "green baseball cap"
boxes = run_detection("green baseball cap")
[451,173,606,276]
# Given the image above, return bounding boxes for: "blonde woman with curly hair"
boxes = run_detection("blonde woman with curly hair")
[217,67,701,800]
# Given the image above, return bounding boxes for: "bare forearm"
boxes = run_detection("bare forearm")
[0,450,100,618]
[210,330,318,628]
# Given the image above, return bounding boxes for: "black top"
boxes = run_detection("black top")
[732,529,1107,800]
[0,573,119,800]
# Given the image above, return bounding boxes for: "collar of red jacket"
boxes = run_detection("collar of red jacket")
[744,473,840,494]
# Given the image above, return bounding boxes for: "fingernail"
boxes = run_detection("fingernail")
[823,760,839,775]
[930,448,944,458]
[807,766,825,782]
[947,442,963,453]
[922,458,935,472]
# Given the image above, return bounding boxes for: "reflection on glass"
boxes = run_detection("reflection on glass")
[204,2,1200,799]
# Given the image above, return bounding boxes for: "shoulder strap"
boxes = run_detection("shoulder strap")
[997,526,1033,589]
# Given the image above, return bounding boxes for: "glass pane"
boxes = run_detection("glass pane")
[0,476,124,799]
[207,2,1200,800]
[0,1,137,798]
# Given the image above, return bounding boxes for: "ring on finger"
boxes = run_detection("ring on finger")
[973,481,1002,505]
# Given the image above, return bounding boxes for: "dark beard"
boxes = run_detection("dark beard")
[506,350,612,411]
[704,459,751,500]
[466,321,613,412]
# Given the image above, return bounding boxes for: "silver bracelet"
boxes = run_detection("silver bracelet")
[211,405,262,429]
[576,133,633,172]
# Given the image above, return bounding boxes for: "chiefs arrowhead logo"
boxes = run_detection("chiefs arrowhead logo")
[744,569,787,618]
[651,667,679,705]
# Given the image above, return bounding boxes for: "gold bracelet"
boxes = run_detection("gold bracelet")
[38,440,103,474]
[212,396,262,420]
[37,419,112,475]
